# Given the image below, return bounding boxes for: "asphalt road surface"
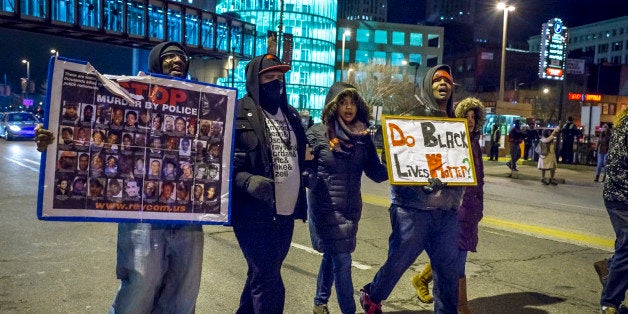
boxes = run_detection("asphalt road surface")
[0,140,614,313]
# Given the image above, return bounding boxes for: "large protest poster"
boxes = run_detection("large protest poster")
[37,57,237,225]
[382,116,477,186]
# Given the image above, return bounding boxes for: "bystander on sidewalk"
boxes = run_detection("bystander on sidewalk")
[483,157,599,187]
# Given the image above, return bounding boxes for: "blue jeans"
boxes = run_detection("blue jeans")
[233,215,294,314]
[368,205,459,314]
[111,223,204,314]
[455,250,468,277]
[596,153,608,177]
[314,252,356,314]
[601,202,628,308]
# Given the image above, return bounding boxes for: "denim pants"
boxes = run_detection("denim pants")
[314,252,356,314]
[596,153,608,177]
[368,205,459,314]
[111,223,204,314]
[233,215,294,314]
[601,202,628,308]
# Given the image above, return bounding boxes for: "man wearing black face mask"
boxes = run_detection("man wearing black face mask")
[231,54,308,313]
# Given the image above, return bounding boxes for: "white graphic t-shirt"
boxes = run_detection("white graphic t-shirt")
[264,108,300,216]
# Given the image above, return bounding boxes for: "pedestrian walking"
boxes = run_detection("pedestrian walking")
[307,82,388,314]
[359,64,464,314]
[411,97,485,314]
[537,124,561,185]
[488,124,501,161]
[595,123,612,182]
[506,120,524,175]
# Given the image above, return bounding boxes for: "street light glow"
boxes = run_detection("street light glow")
[496,2,515,115]
[341,30,351,81]
[50,49,59,57]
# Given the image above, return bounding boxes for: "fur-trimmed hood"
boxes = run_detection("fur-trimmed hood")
[320,82,370,125]
[455,97,485,133]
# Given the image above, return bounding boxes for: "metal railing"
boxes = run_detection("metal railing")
[0,0,256,59]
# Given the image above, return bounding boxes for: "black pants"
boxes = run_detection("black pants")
[489,143,499,160]
[234,216,295,314]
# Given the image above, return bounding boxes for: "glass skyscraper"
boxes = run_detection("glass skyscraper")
[215,1,337,120]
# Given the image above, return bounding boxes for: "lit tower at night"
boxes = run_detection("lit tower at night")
[215,1,338,119]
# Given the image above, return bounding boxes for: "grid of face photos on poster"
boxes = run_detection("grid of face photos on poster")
[43,59,235,224]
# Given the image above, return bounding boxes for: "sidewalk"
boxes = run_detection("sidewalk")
[483,156,600,187]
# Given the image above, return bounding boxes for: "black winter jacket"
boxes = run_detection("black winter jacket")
[306,82,388,253]
[231,54,308,226]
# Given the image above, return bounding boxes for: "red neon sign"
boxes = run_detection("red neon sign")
[568,93,602,102]
[545,68,563,77]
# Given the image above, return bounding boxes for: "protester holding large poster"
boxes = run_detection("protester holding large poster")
[360,64,464,314]
[231,54,308,313]
[36,42,221,313]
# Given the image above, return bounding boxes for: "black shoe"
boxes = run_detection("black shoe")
[513,167,519,172]
[550,179,558,185]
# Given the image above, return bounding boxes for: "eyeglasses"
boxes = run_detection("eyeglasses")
[162,53,189,63]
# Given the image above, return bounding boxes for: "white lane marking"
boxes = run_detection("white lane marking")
[547,201,594,210]
[290,242,372,270]
[4,157,40,172]
[21,158,41,166]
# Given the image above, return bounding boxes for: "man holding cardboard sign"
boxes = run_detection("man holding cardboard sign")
[360,65,465,314]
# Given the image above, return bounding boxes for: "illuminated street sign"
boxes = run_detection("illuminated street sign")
[538,18,568,80]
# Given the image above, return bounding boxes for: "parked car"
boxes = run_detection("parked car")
[0,112,41,140]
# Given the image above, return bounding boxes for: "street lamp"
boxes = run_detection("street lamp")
[409,61,420,96]
[497,2,515,113]
[22,59,30,80]
[341,30,350,81]
[50,49,59,57]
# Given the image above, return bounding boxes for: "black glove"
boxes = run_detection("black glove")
[422,178,447,194]
[301,169,317,189]
[245,175,274,208]
[232,152,247,170]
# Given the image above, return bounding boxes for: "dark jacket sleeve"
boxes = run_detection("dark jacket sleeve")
[363,136,388,183]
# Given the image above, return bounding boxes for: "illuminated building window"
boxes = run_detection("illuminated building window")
[357,29,371,43]
[409,33,423,47]
[373,51,386,65]
[374,30,387,44]
[392,32,405,45]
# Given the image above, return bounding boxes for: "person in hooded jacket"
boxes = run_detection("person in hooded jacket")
[307,82,388,314]
[231,54,308,314]
[359,64,464,314]
[35,42,204,314]
[410,97,485,314]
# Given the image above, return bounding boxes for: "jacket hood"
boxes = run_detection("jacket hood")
[244,54,289,108]
[455,97,485,133]
[320,82,370,125]
[148,42,189,77]
[421,64,455,117]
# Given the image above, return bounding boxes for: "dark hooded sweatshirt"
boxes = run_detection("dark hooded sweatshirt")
[389,64,465,211]
[231,54,308,225]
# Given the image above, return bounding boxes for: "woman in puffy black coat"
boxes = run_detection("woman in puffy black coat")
[307,82,388,314]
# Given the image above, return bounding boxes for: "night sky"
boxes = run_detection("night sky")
[387,0,627,42]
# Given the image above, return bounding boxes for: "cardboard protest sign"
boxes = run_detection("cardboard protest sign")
[37,57,237,225]
[382,116,477,186]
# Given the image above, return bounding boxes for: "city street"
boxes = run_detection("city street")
[0,139,614,313]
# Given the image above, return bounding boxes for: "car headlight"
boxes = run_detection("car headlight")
[9,125,21,132]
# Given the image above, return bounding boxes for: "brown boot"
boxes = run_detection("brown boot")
[411,263,433,303]
[458,277,472,314]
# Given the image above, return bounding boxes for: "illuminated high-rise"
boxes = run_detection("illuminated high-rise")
[215,1,337,119]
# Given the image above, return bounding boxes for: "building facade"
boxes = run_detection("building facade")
[215,0,337,119]
[528,16,628,66]
[337,19,444,88]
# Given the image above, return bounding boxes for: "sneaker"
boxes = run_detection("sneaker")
[550,179,558,185]
[602,306,617,314]
[313,303,330,314]
[594,259,609,286]
[359,288,383,314]
[541,178,549,185]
